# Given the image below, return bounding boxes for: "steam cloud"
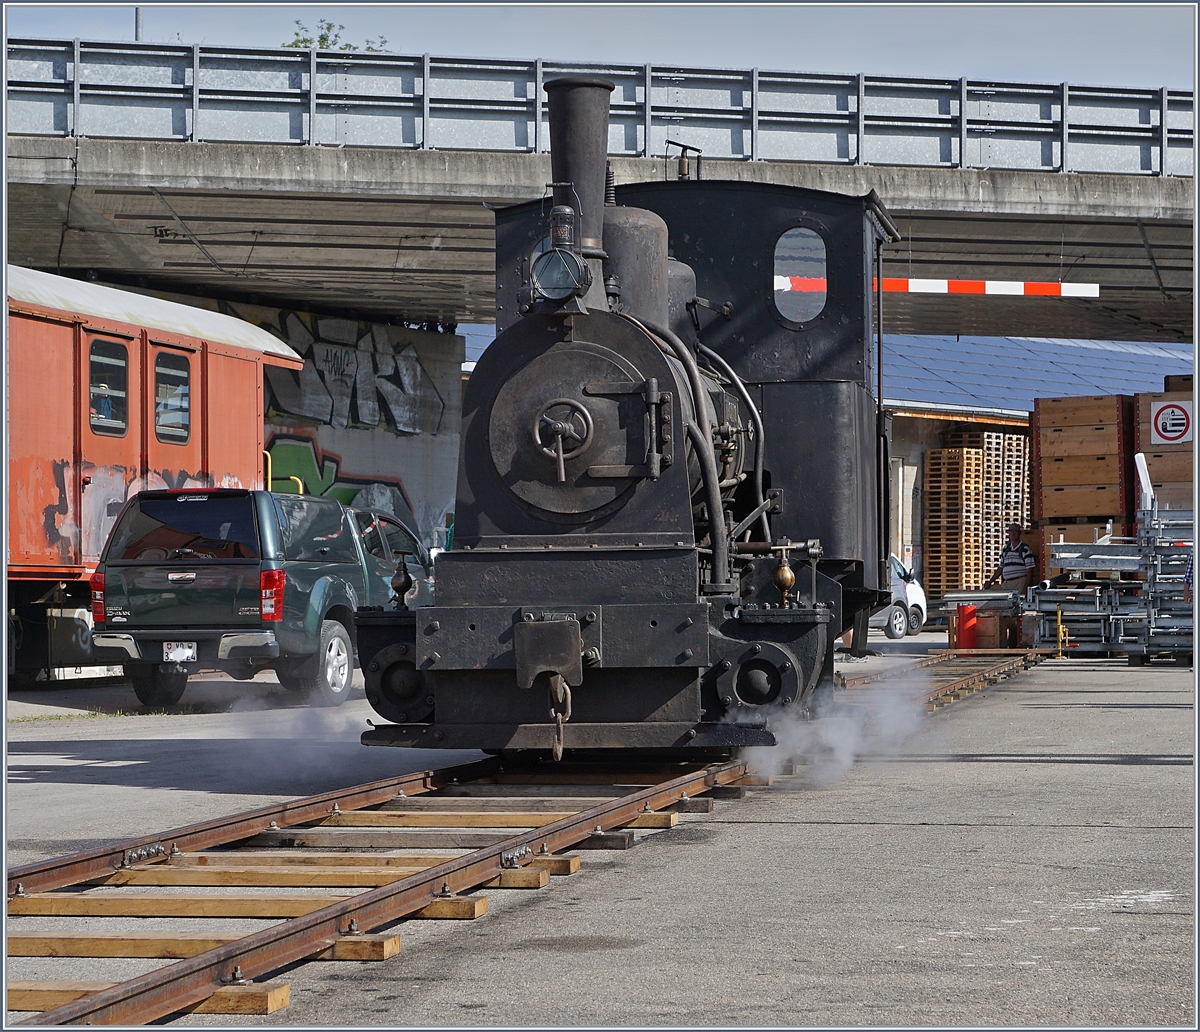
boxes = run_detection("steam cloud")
[742,671,932,785]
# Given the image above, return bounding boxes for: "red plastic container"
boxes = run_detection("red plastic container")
[957,604,978,650]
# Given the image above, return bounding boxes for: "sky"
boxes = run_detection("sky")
[4,2,1196,90]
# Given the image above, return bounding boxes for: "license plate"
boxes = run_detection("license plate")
[163,641,197,663]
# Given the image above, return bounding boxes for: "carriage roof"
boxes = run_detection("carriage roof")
[7,265,302,366]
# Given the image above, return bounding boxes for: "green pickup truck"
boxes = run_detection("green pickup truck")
[90,489,429,708]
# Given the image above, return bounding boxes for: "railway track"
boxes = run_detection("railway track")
[7,649,1048,1024]
[837,648,1053,709]
[5,756,753,1025]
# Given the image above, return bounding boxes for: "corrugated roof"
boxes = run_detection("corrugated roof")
[6,266,302,365]
[883,334,1193,417]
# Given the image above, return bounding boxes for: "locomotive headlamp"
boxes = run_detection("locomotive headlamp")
[530,246,591,302]
[528,204,592,303]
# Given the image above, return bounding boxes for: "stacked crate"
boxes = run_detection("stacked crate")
[944,430,1030,577]
[1033,395,1135,576]
[1135,388,1194,511]
[922,447,984,599]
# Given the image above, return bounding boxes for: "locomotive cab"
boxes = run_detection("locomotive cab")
[359,76,898,757]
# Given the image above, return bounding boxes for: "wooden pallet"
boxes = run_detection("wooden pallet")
[944,432,1030,574]
[923,447,988,598]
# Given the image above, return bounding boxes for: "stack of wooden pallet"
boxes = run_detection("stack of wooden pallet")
[943,430,1031,578]
[1032,394,1135,576]
[1135,376,1194,511]
[1001,434,1031,529]
[922,447,984,599]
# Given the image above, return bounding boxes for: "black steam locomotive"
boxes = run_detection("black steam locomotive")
[358,76,899,758]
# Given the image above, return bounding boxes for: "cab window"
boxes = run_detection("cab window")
[379,518,420,562]
[353,511,387,560]
[89,340,129,437]
[773,227,827,324]
[272,497,358,563]
[154,352,191,444]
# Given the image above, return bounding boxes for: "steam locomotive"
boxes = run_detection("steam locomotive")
[358,75,899,757]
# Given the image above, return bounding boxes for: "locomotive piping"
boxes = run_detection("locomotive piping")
[685,419,732,592]
[698,343,769,543]
[629,315,719,436]
[613,311,731,591]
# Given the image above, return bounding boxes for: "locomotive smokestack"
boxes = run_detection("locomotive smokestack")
[544,77,615,254]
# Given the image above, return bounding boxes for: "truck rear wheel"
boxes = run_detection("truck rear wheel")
[129,666,188,709]
[276,620,354,707]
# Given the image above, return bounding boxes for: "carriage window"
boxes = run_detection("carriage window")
[89,340,129,437]
[154,352,191,444]
[773,227,827,324]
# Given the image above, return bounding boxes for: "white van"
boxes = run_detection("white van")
[868,555,928,638]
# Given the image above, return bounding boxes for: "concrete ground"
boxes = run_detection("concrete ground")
[5,669,482,867]
[5,630,1194,1026]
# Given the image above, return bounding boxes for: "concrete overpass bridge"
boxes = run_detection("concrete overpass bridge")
[6,39,1195,342]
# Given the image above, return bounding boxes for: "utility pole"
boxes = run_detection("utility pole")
[135,7,143,41]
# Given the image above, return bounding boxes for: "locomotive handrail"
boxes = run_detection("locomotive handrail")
[634,316,719,438]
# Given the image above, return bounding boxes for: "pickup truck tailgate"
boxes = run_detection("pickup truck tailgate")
[103,563,263,628]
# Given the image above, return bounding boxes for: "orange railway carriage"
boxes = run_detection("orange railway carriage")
[6,265,303,680]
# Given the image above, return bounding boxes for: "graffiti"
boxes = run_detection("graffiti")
[267,437,344,501]
[266,434,417,529]
[257,312,447,435]
[123,289,463,552]
[78,465,238,560]
[41,459,73,563]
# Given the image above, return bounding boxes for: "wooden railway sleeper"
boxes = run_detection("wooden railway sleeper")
[13,760,746,1025]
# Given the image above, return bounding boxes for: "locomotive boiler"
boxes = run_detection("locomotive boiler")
[358,75,899,757]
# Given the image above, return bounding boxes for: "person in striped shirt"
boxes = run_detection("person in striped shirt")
[984,524,1037,592]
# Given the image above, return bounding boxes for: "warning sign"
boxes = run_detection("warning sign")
[1150,400,1192,445]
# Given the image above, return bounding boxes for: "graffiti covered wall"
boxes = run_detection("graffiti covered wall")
[259,310,464,548]
[136,291,464,550]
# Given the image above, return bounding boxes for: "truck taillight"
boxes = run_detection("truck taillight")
[260,569,285,621]
[90,572,105,624]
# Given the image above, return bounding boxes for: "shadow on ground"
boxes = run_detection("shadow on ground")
[7,670,360,718]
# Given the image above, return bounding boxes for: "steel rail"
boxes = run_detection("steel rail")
[18,759,746,1026]
[6,757,502,897]
[922,653,1041,704]
[836,649,1048,703]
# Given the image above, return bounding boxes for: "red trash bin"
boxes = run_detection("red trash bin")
[957,604,977,650]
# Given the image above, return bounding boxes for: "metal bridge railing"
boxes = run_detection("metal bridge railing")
[6,38,1194,176]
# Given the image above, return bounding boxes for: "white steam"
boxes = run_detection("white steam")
[743,672,930,784]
